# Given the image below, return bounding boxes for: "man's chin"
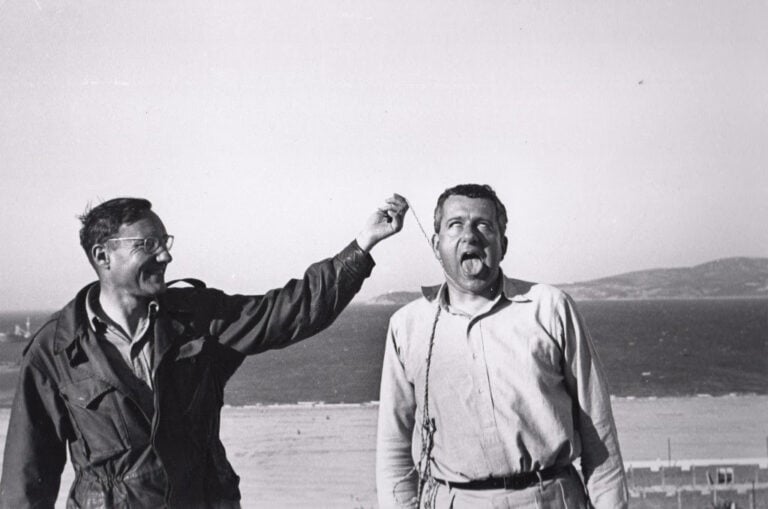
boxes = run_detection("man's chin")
[450,268,500,295]
[461,279,494,294]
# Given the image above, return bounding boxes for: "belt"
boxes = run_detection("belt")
[434,464,569,491]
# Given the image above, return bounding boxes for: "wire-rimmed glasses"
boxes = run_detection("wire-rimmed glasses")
[105,235,174,254]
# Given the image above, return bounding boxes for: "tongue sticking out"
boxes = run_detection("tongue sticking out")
[461,256,484,276]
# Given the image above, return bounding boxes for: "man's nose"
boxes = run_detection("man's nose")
[461,225,480,242]
[155,247,172,264]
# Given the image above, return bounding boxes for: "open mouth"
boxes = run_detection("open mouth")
[144,266,166,278]
[460,252,485,276]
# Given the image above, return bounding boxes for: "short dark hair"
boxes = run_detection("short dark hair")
[78,198,153,259]
[433,184,508,235]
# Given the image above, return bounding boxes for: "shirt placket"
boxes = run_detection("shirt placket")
[129,316,154,389]
[467,316,510,472]
[466,319,494,428]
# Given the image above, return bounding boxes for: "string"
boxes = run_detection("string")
[404,198,433,250]
[391,305,441,509]
[416,305,441,508]
[390,197,442,508]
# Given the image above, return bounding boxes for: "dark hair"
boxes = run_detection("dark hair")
[433,184,508,235]
[78,198,153,259]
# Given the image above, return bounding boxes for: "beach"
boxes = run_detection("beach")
[0,395,765,508]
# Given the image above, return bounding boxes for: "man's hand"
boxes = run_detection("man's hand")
[356,194,409,252]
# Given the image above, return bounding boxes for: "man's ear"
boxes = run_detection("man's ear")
[501,236,508,259]
[431,233,441,261]
[91,244,110,269]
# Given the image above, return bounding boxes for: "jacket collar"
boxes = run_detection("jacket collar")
[84,284,159,336]
[53,282,98,355]
[53,282,192,362]
[421,271,534,304]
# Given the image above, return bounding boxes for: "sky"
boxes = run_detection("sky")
[1,0,766,312]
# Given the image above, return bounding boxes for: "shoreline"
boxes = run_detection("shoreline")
[2,390,766,411]
[219,392,768,409]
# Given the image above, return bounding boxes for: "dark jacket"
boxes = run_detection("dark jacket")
[0,242,373,508]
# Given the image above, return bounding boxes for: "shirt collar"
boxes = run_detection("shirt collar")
[421,270,533,305]
[85,285,160,332]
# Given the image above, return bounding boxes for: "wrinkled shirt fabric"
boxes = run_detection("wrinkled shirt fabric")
[376,275,628,509]
[0,241,373,509]
[85,287,157,389]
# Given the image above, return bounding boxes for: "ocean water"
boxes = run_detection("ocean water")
[1,299,765,406]
[226,298,768,405]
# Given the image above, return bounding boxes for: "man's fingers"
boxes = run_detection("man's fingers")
[357,194,408,251]
[376,206,394,223]
[383,194,409,217]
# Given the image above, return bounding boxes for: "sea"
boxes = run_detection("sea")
[0,299,766,406]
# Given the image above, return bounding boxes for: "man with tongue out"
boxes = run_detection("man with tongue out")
[376,184,628,509]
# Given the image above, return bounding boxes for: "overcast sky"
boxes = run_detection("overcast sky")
[1,0,766,311]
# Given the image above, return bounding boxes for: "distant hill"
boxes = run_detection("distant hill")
[367,257,768,304]
[366,291,422,306]
[560,257,768,300]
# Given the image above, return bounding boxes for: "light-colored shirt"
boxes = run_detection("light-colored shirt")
[85,286,158,389]
[376,275,628,509]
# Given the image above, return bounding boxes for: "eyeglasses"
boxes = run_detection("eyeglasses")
[105,235,174,254]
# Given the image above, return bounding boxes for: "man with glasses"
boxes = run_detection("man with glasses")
[0,195,408,509]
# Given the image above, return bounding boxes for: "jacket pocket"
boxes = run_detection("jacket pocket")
[60,378,129,463]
